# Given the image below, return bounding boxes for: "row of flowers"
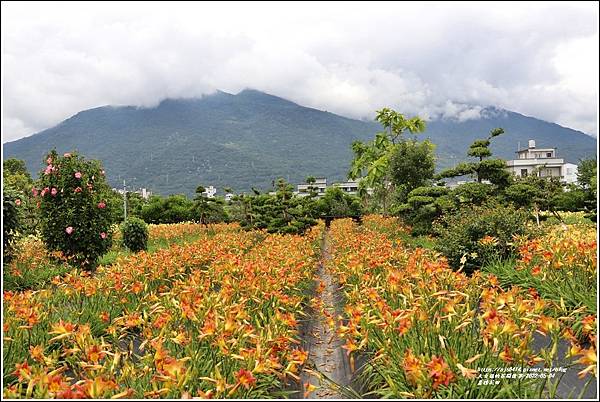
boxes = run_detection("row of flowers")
[3,222,324,398]
[326,216,596,398]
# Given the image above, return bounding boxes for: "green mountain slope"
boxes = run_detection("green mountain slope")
[3,90,596,195]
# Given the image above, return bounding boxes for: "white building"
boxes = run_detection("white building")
[297,177,327,197]
[506,140,578,184]
[202,185,217,198]
[295,177,372,197]
[224,193,234,202]
[114,187,153,199]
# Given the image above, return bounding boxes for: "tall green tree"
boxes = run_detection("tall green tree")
[349,108,426,215]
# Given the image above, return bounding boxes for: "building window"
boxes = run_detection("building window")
[547,152,552,158]
[520,169,528,177]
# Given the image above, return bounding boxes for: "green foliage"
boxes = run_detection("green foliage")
[577,158,597,221]
[37,150,114,270]
[3,187,22,262]
[232,178,317,234]
[433,202,530,273]
[141,194,194,224]
[399,186,452,235]
[192,186,228,224]
[438,127,511,187]
[453,182,495,205]
[389,139,436,203]
[3,158,39,235]
[120,217,149,252]
[314,187,362,217]
[349,109,427,215]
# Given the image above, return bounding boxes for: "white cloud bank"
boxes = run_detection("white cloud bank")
[1,1,598,142]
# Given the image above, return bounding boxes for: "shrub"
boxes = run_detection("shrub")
[3,187,22,262]
[433,202,530,273]
[37,150,114,270]
[121,217,149,252]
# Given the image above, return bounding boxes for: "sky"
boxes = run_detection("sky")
[1,1,598,143]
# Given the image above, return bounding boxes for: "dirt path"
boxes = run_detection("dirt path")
[301,230,352,399]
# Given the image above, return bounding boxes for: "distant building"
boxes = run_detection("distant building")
[295,177,371,197]
[202,185,217,198]
[297,177,327,197]
[114,187,153,199]
[224,193,234,202]
[505,139,578,184]
[333,179,360,195]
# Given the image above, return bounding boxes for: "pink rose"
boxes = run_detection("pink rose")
[74,187,82,193]
[32,188,39,197]
[46,157,53,164]
[97,201,106,209]
[63,153,71,157]
[65,227,74,235]
[44,165,53,175]
[41,187,49,197]
[100,232,107,239]
[15,199,21,206]
[74,172,82,179]
[51,188,58,196]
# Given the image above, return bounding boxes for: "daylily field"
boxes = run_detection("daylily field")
[2,216,597,399]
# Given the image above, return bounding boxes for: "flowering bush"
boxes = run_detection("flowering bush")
[433,202,530,272]
[120,217,149,252]
[36,150,114,270]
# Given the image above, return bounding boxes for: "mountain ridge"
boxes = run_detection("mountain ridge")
[3,90,596,196]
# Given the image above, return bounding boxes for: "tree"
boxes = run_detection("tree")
[389,139,436,203]
[315,187,362,218]
[141,194,195,224]
[437,127,511,188]
[3,158,38,234]
[192,185,228,225]
[349,108,426,215]
[503,175,564,225]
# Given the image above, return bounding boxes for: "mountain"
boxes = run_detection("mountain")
[3,90,597,196]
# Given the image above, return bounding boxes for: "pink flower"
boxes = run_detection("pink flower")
[74,187,82,193]
[100,232,107,239]
[46,157,53,164]
[41,187,49,197]
[44,165,53,175]
[74,172,82,179]
[97,201,106,209]
[51,188,58,196]
[63,153,71,157]
[32,188,39,197]
[15,199,21,206]
[65,227,74,235]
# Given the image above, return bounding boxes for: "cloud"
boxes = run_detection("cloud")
[1,1,598,143]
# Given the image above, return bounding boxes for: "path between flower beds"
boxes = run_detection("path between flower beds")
[301,229,353,399]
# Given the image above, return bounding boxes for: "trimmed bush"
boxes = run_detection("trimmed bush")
[3,187,22,262]
[433,202,530,273]
[121,217,149,252]
[37,150,114,270]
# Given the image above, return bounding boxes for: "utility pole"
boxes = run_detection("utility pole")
[123,179,127,221]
